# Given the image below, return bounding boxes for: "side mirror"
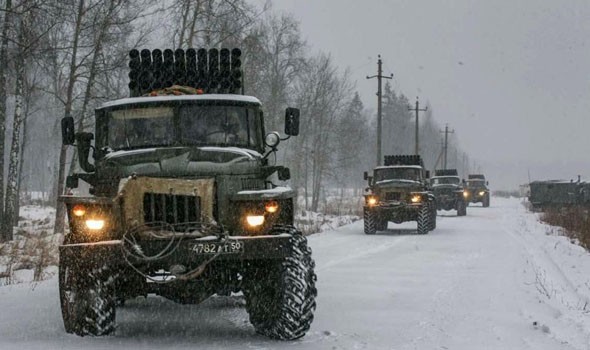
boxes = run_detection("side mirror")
[76,132,96,173]
[363,171,368,180]
[368,176,373,186]
[284,107,300,136]
[486,181,489,186]
[425,170,430,179]
[61,117,75,145]
[66,175,79,189]
[278,167,290,181]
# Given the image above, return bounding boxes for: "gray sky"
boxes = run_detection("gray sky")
[270,0,590,189]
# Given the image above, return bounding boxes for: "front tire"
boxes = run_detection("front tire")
[457,200,467,216]
[483,194,490,207]
[417,205,431,235]
[243,226,317,340]
[59,258,117,336]
[364,207,377,235]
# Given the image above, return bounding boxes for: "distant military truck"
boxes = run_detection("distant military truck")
[430,169,467,216]
[464,174,490,207]
[362,155,436,235]
[57,48,316,340]
[528,179,590,211]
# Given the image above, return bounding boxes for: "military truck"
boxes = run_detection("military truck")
[362,155,436,235]
[58,48,316,340]
[464,174,490,207]
[528,178,590,211]
[430,169,467,216]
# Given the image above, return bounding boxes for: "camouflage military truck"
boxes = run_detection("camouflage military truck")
[430,169,467,216]
[58,48,316,340]
[528,178,590,211]
[464,174,490,207]
[362,155,436,235]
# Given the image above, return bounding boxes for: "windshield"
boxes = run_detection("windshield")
[467,180,486,187]
[432,176,460,185]
[374,167,421,182]
[107,104,261,150]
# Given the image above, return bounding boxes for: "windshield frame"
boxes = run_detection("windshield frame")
[95,99,265,155]
[431,176,461,185]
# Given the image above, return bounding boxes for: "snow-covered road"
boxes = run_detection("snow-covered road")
[1,198,590,349]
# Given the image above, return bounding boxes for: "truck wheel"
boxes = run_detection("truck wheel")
[363,207,377,235]
[483,195,490,207]
[457,201,467,216]
[59,259,117,336]
[376,219,387,231]
[243,226,317,340]
[429,203,437,230]
[417,205,431,235]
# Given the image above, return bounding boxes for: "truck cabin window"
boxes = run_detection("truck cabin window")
[107,105,260,150]
[432,177,460,185]
[374,168,421,182]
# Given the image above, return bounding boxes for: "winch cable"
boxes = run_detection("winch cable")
[120,222,228,283]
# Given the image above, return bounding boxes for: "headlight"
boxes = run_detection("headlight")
[411,195,421,203]
[72,204,86,217]
[366,196,378,206]
[479,191,485,196]
[265,201,279,213]
[246,215,265,227]
[463,191,469,198]
[264,132,280,148]
[85,219,105,230]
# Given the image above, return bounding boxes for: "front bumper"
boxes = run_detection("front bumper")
[59,234,293,269]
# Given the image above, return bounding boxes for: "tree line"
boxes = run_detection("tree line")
[0,0,472,240]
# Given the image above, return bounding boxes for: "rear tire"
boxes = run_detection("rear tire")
[364,208,377,235]
[59,258,117,336]
[428,200,437,230]
[243,226,317,340]
[417,205,431,235]
[457,200,467,216]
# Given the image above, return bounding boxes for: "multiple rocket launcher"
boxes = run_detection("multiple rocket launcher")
[128,48,243,97]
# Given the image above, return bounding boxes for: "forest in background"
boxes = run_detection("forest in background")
[0,0,473,240]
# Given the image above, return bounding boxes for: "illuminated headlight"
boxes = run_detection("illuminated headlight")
[246,215,265,227]
[85,219,105,230]
[72,204,86,217]
[463,191,469,198]
[411,195,422,203]
[265,201,279,213]
[366,196,378,206]
[479,191,485,196]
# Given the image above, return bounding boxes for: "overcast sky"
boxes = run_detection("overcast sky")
[269,0,590,189]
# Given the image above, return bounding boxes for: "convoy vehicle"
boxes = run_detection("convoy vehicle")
[465,174,490,207]
[528,178,590,211]
[363,155,436,235]
[430,169,467,216]
[58,48,316,340]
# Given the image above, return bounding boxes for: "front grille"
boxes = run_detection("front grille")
[143,193,201,231]
[383,192,402,201]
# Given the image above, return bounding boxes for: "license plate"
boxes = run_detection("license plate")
[190,241,244,254]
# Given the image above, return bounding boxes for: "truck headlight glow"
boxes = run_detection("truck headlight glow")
[411,195,421,203]
[85,219,105,230]
[367,196,378,206]
[72,204,86,217]
[463,191,469,198]
[246,215,265,227]
[479,191,485,196]
[265,201,279,213]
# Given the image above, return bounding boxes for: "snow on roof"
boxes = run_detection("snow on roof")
[98,94,262,110]
[374,165,423,170]
[432,175,460,179]
[237,186,293,195]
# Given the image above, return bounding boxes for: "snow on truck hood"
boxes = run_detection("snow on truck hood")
[98,94,262,109]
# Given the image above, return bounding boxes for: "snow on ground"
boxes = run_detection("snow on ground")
[1,198,589,349]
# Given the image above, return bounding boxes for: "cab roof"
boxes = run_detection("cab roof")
[374,165,423,170]
[98,94,262,110]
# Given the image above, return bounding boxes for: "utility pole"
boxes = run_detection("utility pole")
[366,55,392,166]
[408,96,427,155]
[440,124,454,170]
